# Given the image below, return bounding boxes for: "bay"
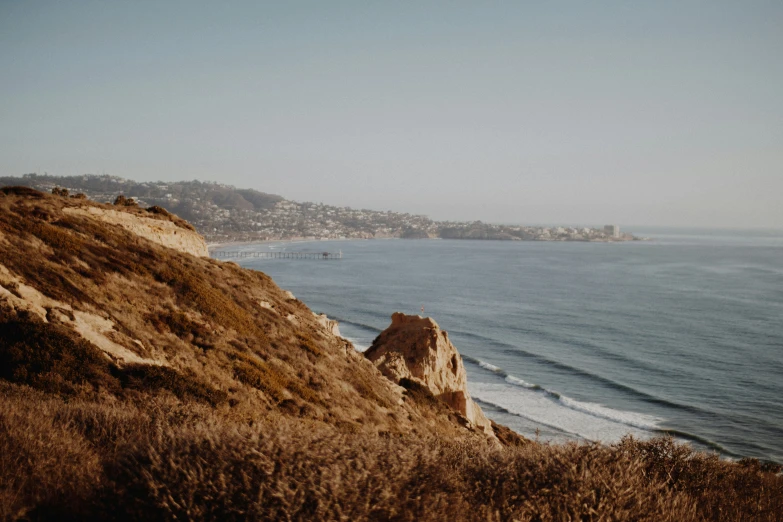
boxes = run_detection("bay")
[219,229,783,463]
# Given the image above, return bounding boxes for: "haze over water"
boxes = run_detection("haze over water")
[2,3,782,229]
[223,229,783,463]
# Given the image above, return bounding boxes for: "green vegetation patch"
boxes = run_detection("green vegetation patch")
[0,185,45,198]
[0,318,226,406]
[234,360,287,402]
[296,333,323,357]
[114,364,228,407]
[25,220,86,254]
[156,262,266,341]
[231,351,320,406]
[0,320,118,395]
[146,308,212,345]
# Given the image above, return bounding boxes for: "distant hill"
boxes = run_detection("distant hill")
[0,173,636,243]
[0,173,283,211]
[0,174,285,241]
[0,173,432,242]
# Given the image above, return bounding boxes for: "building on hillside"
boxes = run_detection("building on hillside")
[604,225,620,238]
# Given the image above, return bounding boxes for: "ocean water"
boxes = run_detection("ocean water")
[219,229,783,463]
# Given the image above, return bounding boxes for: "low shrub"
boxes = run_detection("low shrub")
[155,262,267,341]
[25,220,85,254]
[0,320,119,395]
[113,195,137,207]
[617,436,783,521]
[0,394,103,521]
[233,359,288,403]
[114,364,228,407]
[399,377,442,409]
[231,351,321,406]
[145,205,172,217]
[104,420,467,522]
[0,251,93,304]
[347,367,390,407]
[296,332,322,357]
[147,309,211,341]
[0,185,44,197]
[0,383,782,521]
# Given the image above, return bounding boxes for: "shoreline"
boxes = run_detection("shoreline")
[207,237,364,250]
[207,235,648,251]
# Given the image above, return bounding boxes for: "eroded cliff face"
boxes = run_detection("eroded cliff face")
[0,263,164,366]
[0,187,498,444]
[314,312,342,337]
[63,206,208,257]
[366,312,496,439]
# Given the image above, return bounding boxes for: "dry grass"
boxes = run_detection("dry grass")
[2,188,782,521]
[0,320,119,396]
[233,359,288,402]
[296,332,323,358]
[1,383,781,522]
[0,389,103,521]
[114,364,229,407]
[154,261,268,341]
[230,350,324,407]
[0,190,384,430]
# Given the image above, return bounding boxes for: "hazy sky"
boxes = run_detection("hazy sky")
[2,1,781,228]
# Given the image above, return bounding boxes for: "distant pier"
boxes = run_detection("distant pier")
[212,250,342,260]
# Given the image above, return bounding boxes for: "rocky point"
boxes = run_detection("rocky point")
[365,312,496,439]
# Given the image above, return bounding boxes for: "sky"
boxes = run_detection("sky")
[1,1,782,228]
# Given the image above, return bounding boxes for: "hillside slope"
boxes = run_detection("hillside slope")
[0,187,780,521]
[0,186,483,441]
[0,174,638,243]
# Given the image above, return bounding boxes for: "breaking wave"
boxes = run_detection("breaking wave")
[464,356,663,440]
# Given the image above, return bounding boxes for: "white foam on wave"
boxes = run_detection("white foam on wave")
[504,375,538,389]
[558,395,662,431]
[468,357,661,434]
[468,381,659,443]
[473,358,538,389]
[478,361,502,372]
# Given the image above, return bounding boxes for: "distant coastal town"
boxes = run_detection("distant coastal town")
[0,174,639,243]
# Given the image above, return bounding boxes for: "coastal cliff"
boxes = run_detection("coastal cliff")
[366,313,495,439]
[0,186,780,521]
[314,312,341,337]
[0,186,488,442]
[63,205,209,257]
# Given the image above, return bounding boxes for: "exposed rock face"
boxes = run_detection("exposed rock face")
[314,313,341,337]
[366,313,495,438]
[1,188,508,446]
[0,263,162,366]
[63,206,209,257]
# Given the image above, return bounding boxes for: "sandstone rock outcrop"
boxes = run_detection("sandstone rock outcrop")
[366,312,495,438]
[63,206,209,257]
[314,312,341,337]
[1,187,503,445]
[0,263,163,366]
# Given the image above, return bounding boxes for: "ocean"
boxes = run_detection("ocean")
[217,229,783,463]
